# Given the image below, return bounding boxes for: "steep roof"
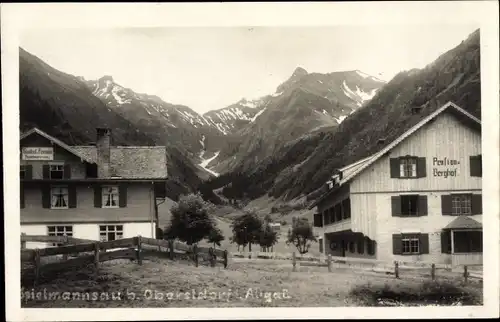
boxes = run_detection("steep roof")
[20,128,96,164]
[21,128,168,180]
[310,101,481,209]
[73,146,168,179]
[443,216,482,230]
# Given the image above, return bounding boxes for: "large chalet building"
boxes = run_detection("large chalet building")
[20,127,168,249]
[311,102,482,266]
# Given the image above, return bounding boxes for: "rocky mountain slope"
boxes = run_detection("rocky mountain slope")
[209,67,386,174]
[19,47,206,199]
[84,76,225,159]
[203,29,481,202]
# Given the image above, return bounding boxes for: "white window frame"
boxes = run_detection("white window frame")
[50,185,69,209]
[399,157,417,178]
[451,194,472,216]
[47,225,73,247]
[102,185,119,208]
[49,163,65,179]
[99,225,124,242]
[402,237,420,254]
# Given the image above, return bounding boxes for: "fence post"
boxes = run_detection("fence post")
[94,242,100,275]
[209,248,215,267]
[223,250,228,269]
[21,233,26,250]
[292,252,297,272]
[137,235,142,265]
[394,261,399,279]
[169,240,174,260]
[464,265,468,284]
[327,254,332,272]
[431,263,436,280]
[193,244,198,267]
[62,235,69,261]
[33,248,40,287]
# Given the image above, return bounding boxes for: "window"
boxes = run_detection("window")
[20,165,26,179]
[334,203,342,222]
[401,195,419,216]
[402,237,420,254]
[99,225,123,242]
[50,164,64,179]
[451,194,472,216]
[48,225,73,247]
[329,208,335,224]
[342,198,351,219]
[51,186,68,209]
[366,238,376,255]
[400,157,417,178]
[348,241,355,253]
[102,186,119,208]
[453,231,482,253]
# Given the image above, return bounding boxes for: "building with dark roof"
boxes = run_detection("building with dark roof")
[310,102,482,266]
[20,127,168,248]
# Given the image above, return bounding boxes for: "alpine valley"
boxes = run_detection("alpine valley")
[18,29,480,204]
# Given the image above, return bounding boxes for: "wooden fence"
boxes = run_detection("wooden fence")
[291,252,482,284]
[21,235,228,286]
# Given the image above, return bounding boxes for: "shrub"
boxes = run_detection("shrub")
[349,280,482,306]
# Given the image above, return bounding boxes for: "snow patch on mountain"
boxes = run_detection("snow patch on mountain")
[335,115,347,124]
[342,81,362,107]
[354,86,378,102]
[251,107,267,122]
[199,151,220,176]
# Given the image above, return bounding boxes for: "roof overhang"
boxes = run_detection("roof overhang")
[443,216,482,230]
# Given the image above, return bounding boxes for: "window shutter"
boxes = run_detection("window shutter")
[390,158,400,178]
[313,213,323,227]
[419,233,429,254]
[20,185,25,209]
[25,165,33,180]
[42,185,51,208]
[68,184,77,208]
[471,194,482,215]
[392,234,402,254]
[418,195,428,216]
[42,165,50,179]
[119,184,127,208]
[417,157,427,178]
[63,164,71,179]
[391,196,401,217]
[469,155,482,177]
[344,198,351,218]
[94,184,102,208]
[441,195,453,215]
[441,231,451,254]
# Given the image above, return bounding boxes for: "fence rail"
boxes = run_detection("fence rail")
[290,252,482,284]
[21,234,229,286]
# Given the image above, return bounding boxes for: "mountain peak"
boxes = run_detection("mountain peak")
[293,67,308,77]
[99,75,114,82]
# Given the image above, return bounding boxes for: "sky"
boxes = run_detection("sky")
[20,25,479,114]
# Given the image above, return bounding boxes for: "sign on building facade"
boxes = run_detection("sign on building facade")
[21,147,54,160]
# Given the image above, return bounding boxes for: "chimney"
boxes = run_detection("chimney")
[96,128,112,178]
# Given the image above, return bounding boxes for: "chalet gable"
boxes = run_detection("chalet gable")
[20,128,96,164]
[310,101,481,209]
